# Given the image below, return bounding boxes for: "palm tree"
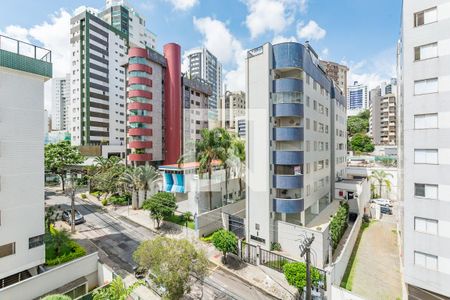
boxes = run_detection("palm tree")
[121,167,142,209]
[370,170,393,199]
[196,128,226,210]
[49,228,70,257]
[217,128,233,206]
[229,138,245,198]
[93,276,142,300]
[138,165,161,201]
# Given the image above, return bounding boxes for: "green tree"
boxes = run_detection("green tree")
[370,170,393,199]
[45,206,59,233]
[42,295,72,300]
[211,229,238,264]
[46,228,71,257]
[347,117,369,136]
[181,211,193,228]
[229,138,246,197]
[349,133,374,153]
[283,262,321,295]
[133,237,209,299]
[121,167,142,209]
[44,141,85,191]
[142,192,177,228]
[138,165,161,201]
[93,276,142,300]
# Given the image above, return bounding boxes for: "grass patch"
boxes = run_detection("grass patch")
[200,230,218,243]
[340,220,373,290]
[164,214,195,229]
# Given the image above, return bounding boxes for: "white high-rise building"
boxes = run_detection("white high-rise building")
[70,1,155,151]
[399,1,450,298]
[369,79,397,145]
[0,35,51,286]
[347,81,368,116]
[51,74,70,131]
[187,48,223,123]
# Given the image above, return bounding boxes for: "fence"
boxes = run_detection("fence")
[259,248,296,272]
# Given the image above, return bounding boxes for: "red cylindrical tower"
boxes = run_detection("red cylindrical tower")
[127,47,154,165]
[163,43,182,165]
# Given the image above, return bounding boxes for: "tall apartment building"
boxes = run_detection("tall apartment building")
[369,79,397,145]
[220,91,246,131]
[245,42,347,264]
[187,48,223,123]
[320,60,349,99]
[51,74,70,131]
[70,1,155,153]
[0,35,51,286]
[347,81,368,116]
[399,1,450,298]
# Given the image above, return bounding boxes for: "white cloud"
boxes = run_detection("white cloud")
[300,0,308,13]
[244,0,298,39]
[272,35,297,44]
[321,48,329,59]
[73,6,99,15]
[297,20,326,41]
[166,0,198,11]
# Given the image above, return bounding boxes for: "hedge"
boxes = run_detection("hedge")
[46,240,86,266]
[330,202,350,250]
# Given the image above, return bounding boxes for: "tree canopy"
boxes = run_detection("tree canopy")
[133,237,209,299]
[93,276,142,300]
[142,192,177,228]
[211,229,237,263]
[283,262,322,292]
[349,133,375,153]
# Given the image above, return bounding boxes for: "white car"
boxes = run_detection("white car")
[371,198,392,207]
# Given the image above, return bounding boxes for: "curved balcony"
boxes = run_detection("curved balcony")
[128,128,152,136]
[273,174,303,189]
[273,42,304,69]
[128,47,148,58]
[128,64,152,74]
[128,141,153,149]
[273,151,304,165]
[129,115,152,124]
[128,153,152,162]
[273,127,303,141]
[128,77,152,87]
[128,90,152,100]
[128,102,152,111]
[273,78,303,93]
[273,198,304,213]
[273,103,303,117]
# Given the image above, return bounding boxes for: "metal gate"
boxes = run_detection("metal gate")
[240,242,258,265]
[228,214,245,239]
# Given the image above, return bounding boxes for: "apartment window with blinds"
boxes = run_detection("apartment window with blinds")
[415,217,438,235]
[29,234,45,249]
[415,113,438,129]
[414,43,438,61]
[0,242,15,258]
[415,183,438,199]
[414,251,438,271]
[414,7,437,27]
[414,78,438,95]
[414,149,438,164]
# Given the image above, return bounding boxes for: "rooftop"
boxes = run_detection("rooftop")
[0,35,52,78]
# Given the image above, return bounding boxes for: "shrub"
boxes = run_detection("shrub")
[46,239,86,266]
[42,295,72,300]
[283,262,322,292]
[271,242,282,251]
[330,202,350,249]
[108,194,130,206]
[211,229,238,263]
[81,193,87,199]
[101,199,108,206]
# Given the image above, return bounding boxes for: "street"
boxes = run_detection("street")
[45,189,276,300]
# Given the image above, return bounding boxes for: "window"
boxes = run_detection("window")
[414,7,437,27]
[313,100,317,110]
[415,113,438,129]
[415,183,438,199]
[313,121,317,131]
[415,217,438,235]
[306,96,310,107]
[306,141,310,152]
[414,251,438,271]
[415,149,438,164]
[306,75,310,84]
[415,43,438,61]
[306,163,310,174]
[414,78,438,95]
[0,242,15,258]
[29,235,44,249]
[306,118,310,129]
[306,184,311,196]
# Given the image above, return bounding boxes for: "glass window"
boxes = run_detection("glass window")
[414,7,437,27]
[0,242,15,258]
[414,183,438,199]
[414,43,438,61]
[29,235,44,249]
[414,251,438,270]
[414,149,438,164]
[415,113,438,129]
[414,78,438,95]
[415,217,438,235]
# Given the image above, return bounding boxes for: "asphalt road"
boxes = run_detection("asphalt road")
[45,189,276,300]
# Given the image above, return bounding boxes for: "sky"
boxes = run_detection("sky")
[0,0,401,112]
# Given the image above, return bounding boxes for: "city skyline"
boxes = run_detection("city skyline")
[0,0,401,112]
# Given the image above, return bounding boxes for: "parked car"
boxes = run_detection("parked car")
[133,266,146,279]
[380,205,393,215]
[371,198,392,207]
[62,209,85,225]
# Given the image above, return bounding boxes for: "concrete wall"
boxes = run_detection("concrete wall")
[276,220,330,269]
[330,285,365,300]
[196,200,245,237]
[0,253,101,300]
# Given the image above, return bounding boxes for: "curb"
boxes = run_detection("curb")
[209,259,282,300]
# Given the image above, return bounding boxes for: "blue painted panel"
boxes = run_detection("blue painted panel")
[273,103,304,117]
[273,174,303,189]
[273,78,303,93]
[273,151,304,165]
[273,127,304,141]
[164,173,173,192]
[273,198,304,213]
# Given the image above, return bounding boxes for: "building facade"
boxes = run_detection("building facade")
[187,48,223,123]
[220,91,246,131]
[320,60,349,99]
[245,42,347,263]
[0,35,51,286]
[369,79,397,145]
[347,81,368,116]
[399,1,450,298]
[51,74,71,131]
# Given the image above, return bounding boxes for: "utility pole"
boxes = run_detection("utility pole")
[300,235,315,300]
